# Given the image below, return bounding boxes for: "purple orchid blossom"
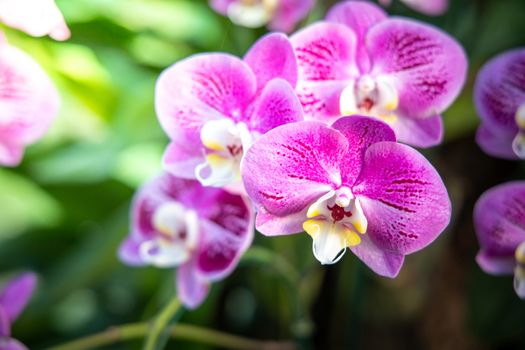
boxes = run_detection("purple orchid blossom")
[0,34,60,167]
[119,173,254,309]
[210,0,315,33]
[156,32,302,190]
[241,115,450,277]
[0,0,70,41]
[0,272,37,350]
[474,48,525,160]
[379,0,448,16]
[290,0,466,148]
[474,181,525,299]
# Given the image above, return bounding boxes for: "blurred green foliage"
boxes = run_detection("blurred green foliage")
[1,0,525,349]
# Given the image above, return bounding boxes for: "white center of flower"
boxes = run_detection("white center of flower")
[513,241,525,299]
[512,103,525,159]
[195,118,254,188]
[139,202,199,268]
[339,75,399,124]
[302,187,368,265]
[227,0,278,28]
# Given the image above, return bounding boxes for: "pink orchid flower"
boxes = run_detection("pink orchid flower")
[474,181,525,299]
[291,0,466,147]
[0,272,37,350]
[474,48,525,160]
[379,0,448,16]
[210,0,315,33]
[0,34,60,167]
[156,33,302,189]
[119,173,254,309]
[241,116,450,277]
[0,0,70,41]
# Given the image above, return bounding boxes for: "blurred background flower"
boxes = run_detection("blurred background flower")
[0,0,525,349]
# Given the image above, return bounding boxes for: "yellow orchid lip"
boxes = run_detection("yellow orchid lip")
[302,188,368,265]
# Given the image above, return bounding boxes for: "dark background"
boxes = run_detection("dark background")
[1,0,524,349]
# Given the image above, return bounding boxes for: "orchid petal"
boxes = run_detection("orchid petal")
[392,114,444,148]
[367,18,467,118]
[162,137,205,179]
[350,234,405,278]
[0,0,70,41]
[244,33,297,91]
[242,122,347,226]
[353,142,451,255]
[250,78,303,134]
[474,181,525,275]
[326,1,387,72]
[0,43,60,167]
[155,53,256,140]
[176,259,210,310]
[269,0,315,33]
[118,237,147,266]
[209,0,234,14]
[0,273,36,322]
[296,80,348,121]
[291,22,358,82]
[474,49,525,159]
[331,116,396,187]
[400,0,448,16]
[0,337,28,350]
[476,123,516,160]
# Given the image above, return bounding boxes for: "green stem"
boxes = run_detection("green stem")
[46,322,295,350]
[143,296,182,350]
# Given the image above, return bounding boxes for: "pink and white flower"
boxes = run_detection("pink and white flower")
[156,33,302,189]
[210,0,315,33]
[241,116,451,277]
[474,48,525,160]
[291,1,467,147]
[474,181,525,299]
[0,35,60,167]
[119,173,254,309]
[0,0,70,41]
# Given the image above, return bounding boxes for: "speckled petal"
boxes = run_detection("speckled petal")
[249,78,303,134]
[392,114,444,148]
[242,121,348,232]
[474,48,525,159]
[326,1,387,72]
[176,259,210,310]
[353,141,451,255]
[350,234,405,278]
[367,18,466,119]
[269,0,315,33]
[0,273,37,322]
[474,181,525,275]
[244,33,297,91]
[331,116,396,186]
[155,53,256,140]
[296,80,348,121]
[291,22,358,82]
[118,237,147,266]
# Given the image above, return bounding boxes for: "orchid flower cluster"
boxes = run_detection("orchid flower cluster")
[118,0,474,309]
[471,47,525,299]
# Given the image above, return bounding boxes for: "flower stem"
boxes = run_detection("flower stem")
[143,296,182,350]
[46,322,295,350]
